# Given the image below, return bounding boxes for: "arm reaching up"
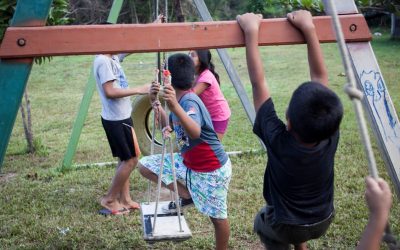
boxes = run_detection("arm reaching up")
[287,10,328,86]
[237,13,270,113]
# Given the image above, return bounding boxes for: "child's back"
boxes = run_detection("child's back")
[237,11,343,249]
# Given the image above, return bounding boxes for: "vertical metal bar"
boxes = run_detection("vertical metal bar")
[60,0,124,171]
[169,139,183,232]
[152,140,166,234]
[0,0,53,170]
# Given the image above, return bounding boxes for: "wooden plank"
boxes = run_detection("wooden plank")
[0,15,371,59]
[348,42,400,197]
[141,201,192,242]
[0,0,52,170]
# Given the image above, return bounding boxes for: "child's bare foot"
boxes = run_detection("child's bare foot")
[120,198,140,210]
[100,197,128,214]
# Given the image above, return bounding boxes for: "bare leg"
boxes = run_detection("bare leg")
[138,164,191,199]
[100,157,136,212]
[294,242,308,250]
[119,157,139,209]
[210,217,230,250]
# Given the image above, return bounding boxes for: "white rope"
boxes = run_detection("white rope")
[326,1,400,248]
[325,0,379,178]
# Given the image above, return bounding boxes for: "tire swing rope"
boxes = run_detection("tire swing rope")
[325,1,399,248]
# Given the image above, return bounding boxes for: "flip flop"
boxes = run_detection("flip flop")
[98,207,129,216]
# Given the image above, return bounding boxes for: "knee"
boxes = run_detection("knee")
[210,217,228,228]
[124,157,138,170]
[138,163,150,177]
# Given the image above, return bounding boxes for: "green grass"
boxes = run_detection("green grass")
[1,31,399,249]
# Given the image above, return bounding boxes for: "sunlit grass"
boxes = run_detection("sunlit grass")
[1,31,399,249]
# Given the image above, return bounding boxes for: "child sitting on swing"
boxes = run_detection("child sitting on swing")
[138,53,232,250]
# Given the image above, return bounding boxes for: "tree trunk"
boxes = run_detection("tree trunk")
[391,13,400,39]
[129,0,139,23]
[174,0,185,22]
[20,90,34,153]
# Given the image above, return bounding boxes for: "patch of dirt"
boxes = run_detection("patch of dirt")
[0,172,17,183]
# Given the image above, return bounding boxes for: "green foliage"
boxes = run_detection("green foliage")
[356,0,400,15]
[289,0,324,15]
[48,0,72,25]
[0,0,16,41]
[245,0,324,17]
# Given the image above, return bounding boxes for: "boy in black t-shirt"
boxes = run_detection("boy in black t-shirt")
[237,11,343,249]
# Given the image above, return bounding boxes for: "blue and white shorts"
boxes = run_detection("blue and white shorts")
[139,153,232,219]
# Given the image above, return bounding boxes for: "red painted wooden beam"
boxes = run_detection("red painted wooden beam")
[0,14,370,58]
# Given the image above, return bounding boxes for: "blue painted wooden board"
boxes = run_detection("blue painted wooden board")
[349,42,400,197]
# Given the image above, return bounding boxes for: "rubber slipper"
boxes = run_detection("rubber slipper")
[98,207,129,216]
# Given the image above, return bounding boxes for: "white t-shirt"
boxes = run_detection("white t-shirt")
[93,54,132,121]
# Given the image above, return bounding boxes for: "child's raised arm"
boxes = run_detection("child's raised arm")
[287,10,328,86]
[237,13,270,113]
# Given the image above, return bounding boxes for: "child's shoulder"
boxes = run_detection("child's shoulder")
[94,54,110,64]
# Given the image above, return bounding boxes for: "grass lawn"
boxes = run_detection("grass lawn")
[1,30,399,249]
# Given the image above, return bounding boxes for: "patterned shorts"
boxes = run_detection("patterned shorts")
[139,153,232,219]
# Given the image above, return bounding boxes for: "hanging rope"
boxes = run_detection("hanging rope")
[148,0,184,235]
[325,1,399,249]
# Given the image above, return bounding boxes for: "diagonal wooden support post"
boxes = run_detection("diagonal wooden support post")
[324,0,400,198]
[60,0,124,171]
[0,0,52,171]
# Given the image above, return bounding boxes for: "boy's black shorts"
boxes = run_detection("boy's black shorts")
[254,205,334,250]
[101,117,138,161]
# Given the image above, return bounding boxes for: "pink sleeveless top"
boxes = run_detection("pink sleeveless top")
[195,69,231,121]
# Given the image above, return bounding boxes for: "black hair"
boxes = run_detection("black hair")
[168,53,195,90]
[287,81,343,143]
[195,49,220,85]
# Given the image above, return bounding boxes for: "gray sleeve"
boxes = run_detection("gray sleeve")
[95,56,116,85]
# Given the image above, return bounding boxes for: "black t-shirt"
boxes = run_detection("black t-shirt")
[253,99,339,225]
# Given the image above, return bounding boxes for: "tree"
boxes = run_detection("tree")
[357,0,400,39]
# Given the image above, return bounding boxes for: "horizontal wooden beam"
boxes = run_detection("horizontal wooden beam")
[0,14,371,59]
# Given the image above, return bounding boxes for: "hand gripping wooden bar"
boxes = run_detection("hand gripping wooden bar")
[0,14,370,59]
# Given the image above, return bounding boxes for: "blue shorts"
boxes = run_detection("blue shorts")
[139,153,232,219]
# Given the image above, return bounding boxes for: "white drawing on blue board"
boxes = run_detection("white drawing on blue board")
[360,70,398,144]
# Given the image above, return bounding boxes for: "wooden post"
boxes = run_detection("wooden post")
[0,0,52,171]
[324,0,400,198]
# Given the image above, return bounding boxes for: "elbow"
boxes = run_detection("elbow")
[104,91,117,99]
[188,129,201,139]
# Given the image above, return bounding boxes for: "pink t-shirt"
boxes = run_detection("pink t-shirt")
[195,69,231,121]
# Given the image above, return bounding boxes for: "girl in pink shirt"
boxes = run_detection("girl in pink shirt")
[189,49,231,141]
